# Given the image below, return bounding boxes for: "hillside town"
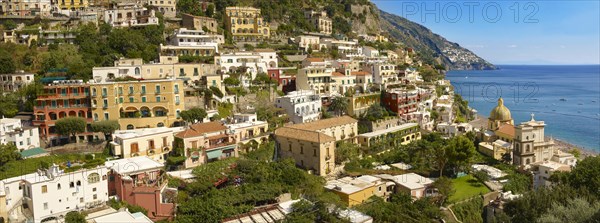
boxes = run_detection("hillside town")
[0,1,598,223]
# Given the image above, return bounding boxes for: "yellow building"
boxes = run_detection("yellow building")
[225,6,270,42]
[346,92,380,116]
[90,79,185,130]
[357,123,421,148]
[325,176,384,207]
[57,0,89,10]
[274,127,335,176]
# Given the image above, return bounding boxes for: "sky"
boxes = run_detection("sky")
[372,0,600,65]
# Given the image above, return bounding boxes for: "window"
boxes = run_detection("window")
[76,181,81,186]
[156,96,161,102]
[313,149,317,157]
[104,113,109,120]
[129,97,134,103]
[129,86,134,94]
[300,146,303,154]
[118,87,123,95]
[174,84,179,93]
[41,185,47,193]
[80,198,84,203]
[88,173,100,184]
[70,182,74,188]
[142,96,147,102]
[43,202,48,210]
[93,194,97,200]
[119,97,123,103]
[57,184,61,190]
[141,85,146,94]
[149,140,155,149]
[175,95,180,104]
[92,187,96,192]
[155,85,161,93]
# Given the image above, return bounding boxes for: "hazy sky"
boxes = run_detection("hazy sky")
[372,0,600,65]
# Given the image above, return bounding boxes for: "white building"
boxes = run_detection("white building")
[436,122,473,137]
[375,173,435,199]
[296,35,321,52]
[321,38,362,58]
[0,118,40,151]
[216,49,278,85]
[0,71,35,92]
[532,161,571,189]
[362,46,380,58]
[275,90,322,124]
[295,65,337,96]
[104,3,159,28]
[0,164,109,223]
[110,127,174,163]
[160,28,223,56]
[365,63,398,86]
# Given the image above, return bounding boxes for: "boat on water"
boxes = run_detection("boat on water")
[578,103,583,105]
[559,98,567,101]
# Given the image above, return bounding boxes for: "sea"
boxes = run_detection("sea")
[447,65,600,152]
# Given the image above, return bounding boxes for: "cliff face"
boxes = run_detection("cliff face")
[377,10,496,70]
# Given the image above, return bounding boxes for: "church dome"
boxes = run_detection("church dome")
[490,97,512,121]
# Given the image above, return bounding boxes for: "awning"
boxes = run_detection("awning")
[191,151,200,159]
[206,149,223,159]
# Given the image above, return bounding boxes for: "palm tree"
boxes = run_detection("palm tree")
[329,96,348,117]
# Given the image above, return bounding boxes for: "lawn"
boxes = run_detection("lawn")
[448,175,491,203]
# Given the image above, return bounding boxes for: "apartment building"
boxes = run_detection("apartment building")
[365,63,398,86]
[357,123,421,147]
[216,50,277,85]
[346,92,380,116]
[0,0,51,16]
[296,35,321,52]
[146,0,175,18]
[332,69,357,96]
[39,29,77,45]
[33,80,94,145]
[89,78,185,129]
[275,90,322,124]
[225,6,270,42]
[56,0,89,11]
[110,127,174,163]
[106,157,177,221]
[375,173,435,199]
[295,65,336,95]
[304,10,332,35]
[0,71,34,92]
[0,164,109,222]
[92,56,218,86]
[175,121,237,168]
[274,126,335,176]
[181,13,219,33]
[382,88,425,117]
[104,3,159,28]
[0,118,40,151]
[274,116,358,176]
[226,113,269,147]
[160,28,222,57]
[321,38,362,58]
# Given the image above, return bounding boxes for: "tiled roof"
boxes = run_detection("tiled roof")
[175,122,227,138]
[332,72,345,77]
[305,58,325,62]
[288,116,358,131]
[496,124,515,137]
[351,71,371,76]
[274,127,335,143]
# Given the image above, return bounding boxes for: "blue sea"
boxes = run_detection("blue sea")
[447,65,600,152]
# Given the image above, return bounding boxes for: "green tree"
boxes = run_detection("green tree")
[223,77,240,86]
[65,211,86,223]
[0,53,16,74]
[335,141,360,165]
[206,4,215,17]
[536,198,600,223]
[0,92,19,117]
[0,144,21,165]
[446,135,477,174]
[90,120,120,141]
[180,107,208,124]
[55,117,87,143]
[3,20,18,30]
[329,96,348,116]
[432,176,454,205]
[565,156,600,194]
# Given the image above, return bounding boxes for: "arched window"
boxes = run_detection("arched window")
[76,180,81,186]
[157,122,165,127]
[57,183,61,190]
[127,124,134,130]
[526,144,530,152]
[88,173,100,184]
[135,67,140,75]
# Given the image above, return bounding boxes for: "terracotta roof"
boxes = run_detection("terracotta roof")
[175,122,227,138]
[332,72,345,77]
[351,71,371,76]
[288,116,358,131]
[274,127,335,143]
[496,124,515,138]
[305,58,325,62]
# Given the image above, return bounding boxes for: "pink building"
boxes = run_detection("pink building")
[106,157,177,221]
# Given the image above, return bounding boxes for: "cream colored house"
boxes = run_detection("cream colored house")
[175,122,237,168]
[295,65,336,96]
[288,116,358,142]
[226,114,269,148]
[110,127,174,163]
